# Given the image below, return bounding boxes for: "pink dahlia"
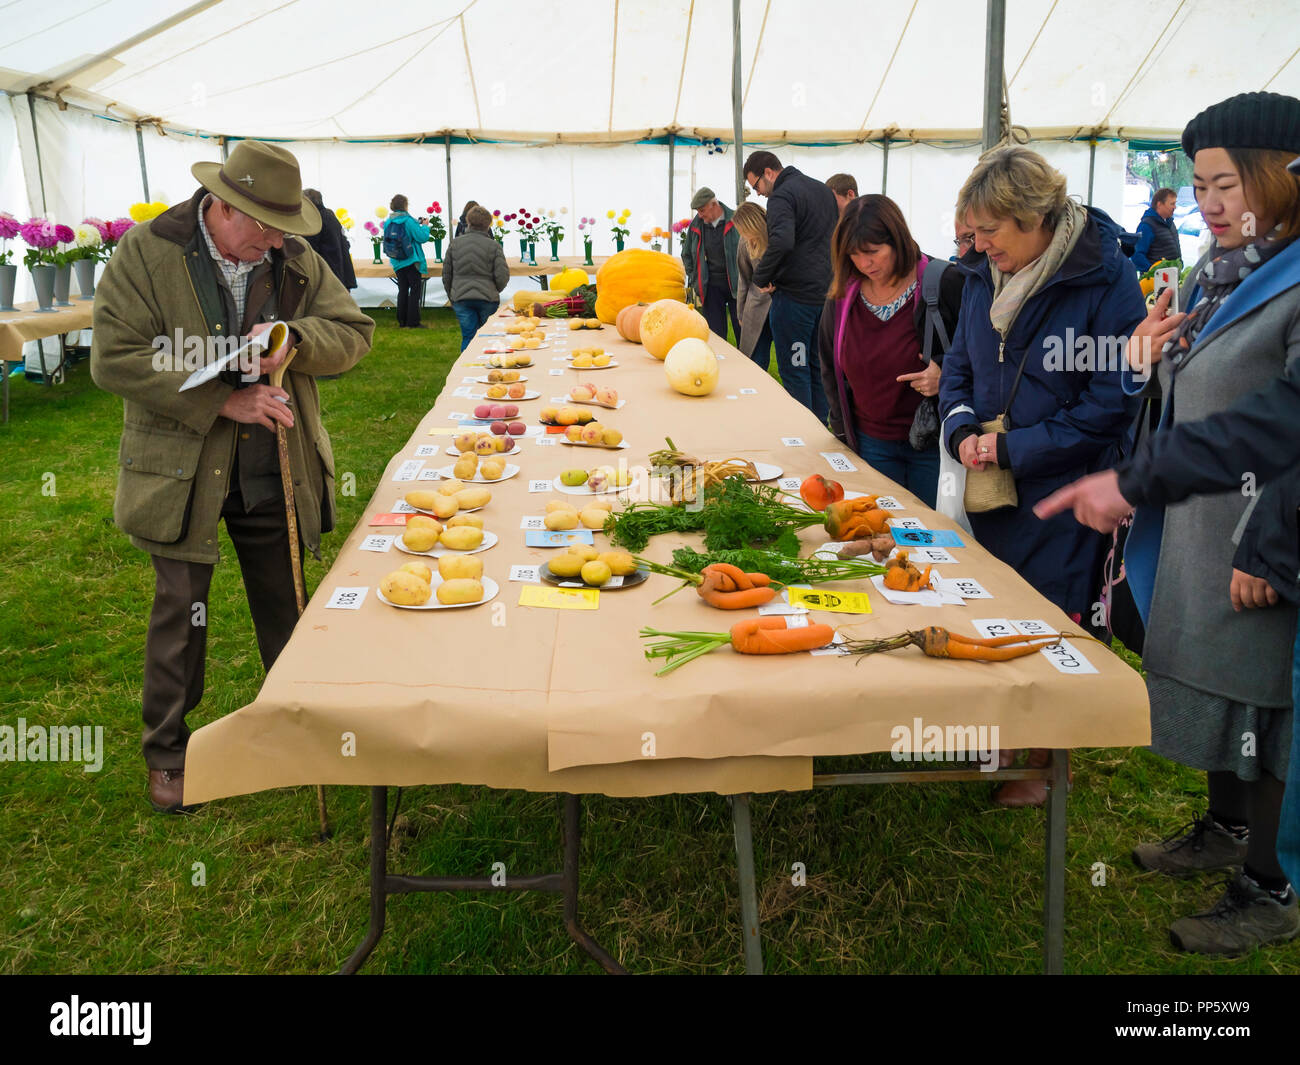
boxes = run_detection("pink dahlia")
[0,211,19,240]
[55,224,75,243]
[107,218,135,241]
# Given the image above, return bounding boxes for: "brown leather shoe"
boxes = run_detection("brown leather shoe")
[149,769,201,814]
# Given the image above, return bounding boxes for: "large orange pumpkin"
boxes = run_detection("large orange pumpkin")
[616,303,648,342]
[593,250,687,323]
[640,299,709,360]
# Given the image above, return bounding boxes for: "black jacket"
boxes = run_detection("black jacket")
[750,166,840,305]
[1117,355,1300,603]
[304,204,357,290]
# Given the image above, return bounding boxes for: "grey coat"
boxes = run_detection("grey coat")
[443,230,509,304]
[735,241,772,358]
[1138,254,1300,707]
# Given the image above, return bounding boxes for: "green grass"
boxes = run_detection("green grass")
[0,308,1295,974]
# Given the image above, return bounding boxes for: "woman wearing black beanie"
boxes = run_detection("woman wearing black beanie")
[1117,92,1300,955]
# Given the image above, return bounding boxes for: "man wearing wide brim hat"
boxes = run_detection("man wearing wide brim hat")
[91,139,375,814]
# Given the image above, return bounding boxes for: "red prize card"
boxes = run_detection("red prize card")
[368,513,409,526]
[545,425,567,434]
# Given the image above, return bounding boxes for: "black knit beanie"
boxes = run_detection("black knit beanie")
[1182,91,1300,158]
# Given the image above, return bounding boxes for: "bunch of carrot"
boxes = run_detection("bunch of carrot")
[882,550,933,593]
[640,616,837,675]
[840,626,1071,662]
[695,563,777,609]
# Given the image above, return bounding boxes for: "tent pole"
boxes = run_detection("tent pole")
[667,132,676,256]
[136,124,150,201]
[1086,138,1097,207]
[220,137,229,163]
[445,133,453,240]
[982,0,1006,151]
[881,138,890,196]
[731,0,744,203]
[26,92,48,214]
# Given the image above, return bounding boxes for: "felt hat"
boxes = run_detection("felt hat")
[690,186,717,211]
[192,141,321,235]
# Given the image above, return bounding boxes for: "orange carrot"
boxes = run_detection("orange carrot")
[729,616,836,654]
[698,585,778,609]
[704,562,753,590]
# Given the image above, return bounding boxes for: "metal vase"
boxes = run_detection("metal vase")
[74,258,96,300]
[31,265,56,312]
[433,237,443,263]
[583,241,594,267]
[0,263,16,311]
[519,238,528,264]
[549,238,559,262]
[54,264,72,306]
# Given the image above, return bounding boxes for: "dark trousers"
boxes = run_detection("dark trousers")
[702,281,740,344]
[395,263,424,327]
[141,491,302,769]
[768,291,830,424]
[452,299,498,351]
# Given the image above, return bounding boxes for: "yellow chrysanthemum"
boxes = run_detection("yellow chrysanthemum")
[606,210,615,219]
[376,206,388,219]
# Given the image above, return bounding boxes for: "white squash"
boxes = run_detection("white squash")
[663,338,719,396]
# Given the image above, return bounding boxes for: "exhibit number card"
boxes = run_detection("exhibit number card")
[414,444,440,457]
[326,587,368,610]
[392,459,424,482]
[782,437,805,447]
[821,451,858,473]
[358,534,395,553]
[972,619,1099,676]
[416,469,441,481]
[787,587,872,614]
[887,516,927,531]
[528,479,553,492]
[874,496,904,510]
[935,575,993,599]
[518,585,599,609]
[509,565,541,582]
[907,545,957,564]
[739,388,758,395]
[777,477,801,492]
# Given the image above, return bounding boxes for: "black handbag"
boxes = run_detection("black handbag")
[908,259,951,452]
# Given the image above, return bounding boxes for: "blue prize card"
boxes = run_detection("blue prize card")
[892,528,966,548]
[525,529,596,548]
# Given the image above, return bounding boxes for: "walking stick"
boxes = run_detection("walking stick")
[267,328,330,842]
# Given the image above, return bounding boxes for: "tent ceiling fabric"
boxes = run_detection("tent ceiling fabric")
[0,0,1296,142]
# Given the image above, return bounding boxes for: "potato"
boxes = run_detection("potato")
[445,513,484,529]
[404,490,441,512]
[455,486,492,510]
[545,500,579,514]
[587,499,614,512]
[401,526,438,553]
[581,560,612,587]
[430,494,459,519]
[438,555,483,581]
[548,553,585,578]
[599,551,638,576]
[479,458,505,481]
[436,578,484,605]
[400,561,433,584]
[545,509,579,531]
[568,545,600,562]
[406,514,441,535]
[436,478,466,496]
[453,454,479,480]
[579,506,610,530]
[381,571,431,606]
[439,526,484,551]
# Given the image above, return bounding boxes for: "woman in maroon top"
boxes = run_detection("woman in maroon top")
[817,195,964,505]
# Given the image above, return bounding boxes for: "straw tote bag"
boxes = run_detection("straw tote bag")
[962,346,1033,514]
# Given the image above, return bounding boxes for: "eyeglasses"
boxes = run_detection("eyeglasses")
[248,215,285,240]
[954,234,976,249]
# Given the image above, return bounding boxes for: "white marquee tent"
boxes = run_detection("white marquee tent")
[2,0,1298,309]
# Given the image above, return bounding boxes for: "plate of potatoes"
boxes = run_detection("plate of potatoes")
[378,560,499,609]
[396,526,498,557]
[435,461,519,484]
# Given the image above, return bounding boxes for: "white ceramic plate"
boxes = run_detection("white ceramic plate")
[395,530,499,557]
[434,462,520,483]
[378,576,500,609]
[473,374,528,384]
[470,390,541,402]
[748,462,783,482]
[552,473,639,496]
[444,443,522,458]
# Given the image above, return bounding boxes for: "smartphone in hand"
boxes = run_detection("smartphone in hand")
[1152,265,1180,315]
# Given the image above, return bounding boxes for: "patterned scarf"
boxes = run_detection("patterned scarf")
[1173,228,1293,353]
[988,199,1088,340]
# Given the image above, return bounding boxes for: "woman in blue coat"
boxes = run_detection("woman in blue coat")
[939,145,1146,806]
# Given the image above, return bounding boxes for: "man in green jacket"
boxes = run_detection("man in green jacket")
[681,187,740,342]
[91,141,375,813]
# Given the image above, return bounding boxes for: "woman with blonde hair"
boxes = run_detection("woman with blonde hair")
[733,201,774,368]
[938,145,1146,806]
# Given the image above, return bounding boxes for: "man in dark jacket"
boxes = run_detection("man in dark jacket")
[744,151,839,423]
[443,205,509,351]
[680,187,740,342]
[1132,187,1181,272]
[303,189,357,290]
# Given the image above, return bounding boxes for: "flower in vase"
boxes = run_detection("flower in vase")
[55,224,75,244]
[20,218,58,249]
[107,218,135,241]
[375,206,388,219]
[0,211,19,241]
[365,221,379,236]
[430,201,442,214]
[606,210,615,219]
[559,207,568,215]
[73,224,101,249]
[640,231,651,243]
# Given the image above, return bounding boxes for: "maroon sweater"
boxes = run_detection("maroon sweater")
[841,291,925,442]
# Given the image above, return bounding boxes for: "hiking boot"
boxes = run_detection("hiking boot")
[1169,872,1300,955]
[1132,812,1248,877]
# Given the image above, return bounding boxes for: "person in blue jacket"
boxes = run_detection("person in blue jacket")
[1037,97,1300,956]
[384,194,430,328]
[938,144,1146,807]
[1131,187,1182,272]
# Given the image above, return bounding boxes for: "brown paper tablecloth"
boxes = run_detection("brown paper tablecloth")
[0,301,93,363]
[184,312,1149,803]
[352,255,609,280]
